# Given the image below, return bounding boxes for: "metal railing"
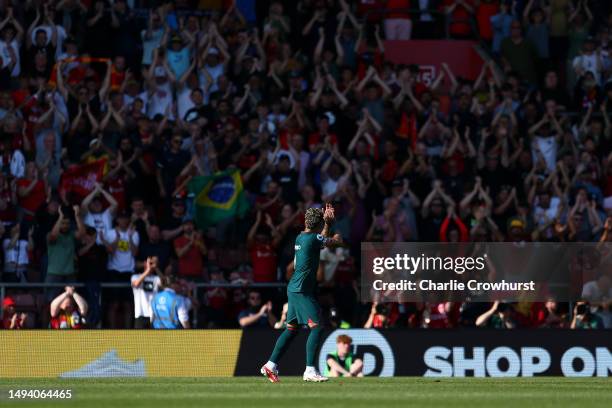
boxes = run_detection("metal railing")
[0,281,287,327]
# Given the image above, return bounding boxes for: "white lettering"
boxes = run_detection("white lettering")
[521,347,550,377]
[452,347,486,377]
[486,347,520,377]
[424,347,453,377]
[561,347,595,377]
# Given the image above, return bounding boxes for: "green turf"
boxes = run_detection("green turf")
[0,377,610,408]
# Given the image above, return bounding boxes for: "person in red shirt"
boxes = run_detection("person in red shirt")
[49,286,88,329]
[109,55,127,92]
[16,162,47,221]
[173,219,207,280]
[444,0,475,38]
[439,205,469,242]
[476,0,499,42]
[423,302,452,328]
[255,180,284,219]
[364,302,397,328]
[247,210,280,283]
[384,0,412,40]
[355,25,386,80]
[355,0,386,23]
[2,297,26,329]
[103,153,133,213]
[308,115,338,153]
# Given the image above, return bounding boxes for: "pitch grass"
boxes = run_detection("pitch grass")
[0,377,610,408]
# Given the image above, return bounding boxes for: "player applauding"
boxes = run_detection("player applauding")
[261,203,341,383]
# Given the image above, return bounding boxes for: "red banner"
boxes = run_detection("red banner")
[59,159,106,203]
[384,40,485,86]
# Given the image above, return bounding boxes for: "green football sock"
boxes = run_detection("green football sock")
[306,326,322,367]
[269,327,298,364]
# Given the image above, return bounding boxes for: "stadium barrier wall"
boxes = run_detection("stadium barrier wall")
[0,330,241,378]
[384,40,484,84]
[2,329,610,378]
[235,329,612,377]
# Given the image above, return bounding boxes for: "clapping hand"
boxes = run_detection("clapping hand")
[323,202,335,224]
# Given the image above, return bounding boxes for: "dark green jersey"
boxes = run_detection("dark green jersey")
[287,232,328,294]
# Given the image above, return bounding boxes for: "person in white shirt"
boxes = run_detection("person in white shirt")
[131,256,162,329]
[141,10,165,67]
[0,146,25,179]
[528,107,563,172]
[2,223,33,283]
[175,59,206,121]
[532,190,562,239]
[581,274,612,304]
[81,182,118,244]
[146,53,174,120]
[573,38,603,85]
[103,211,139,328]
[56,37,79,72]
[200,47,226,93]
[29,6,66,60]
[320,148,352,202]
[123,78,149,115]
[319,245,348,285]
[0,9,23,77]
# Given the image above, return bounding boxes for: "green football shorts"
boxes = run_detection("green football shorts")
[286,292,320,326]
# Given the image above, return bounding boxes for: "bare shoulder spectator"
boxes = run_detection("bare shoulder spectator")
[50,286,88,329]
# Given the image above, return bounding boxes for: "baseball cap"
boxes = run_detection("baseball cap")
[275,153,290,165]
[3,297,15,308]
[508,218,525,230]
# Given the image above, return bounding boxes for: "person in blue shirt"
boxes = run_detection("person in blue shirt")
[166,35,192,80]
[491,2,514,55]
[151,271,191,329]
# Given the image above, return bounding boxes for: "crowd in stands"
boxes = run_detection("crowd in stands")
[0,0,611,330]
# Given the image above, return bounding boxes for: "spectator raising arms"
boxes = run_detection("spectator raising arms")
[50,286,88,329]
[0,1,608,331]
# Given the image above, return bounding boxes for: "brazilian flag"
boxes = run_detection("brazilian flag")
[188,169,249,228]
